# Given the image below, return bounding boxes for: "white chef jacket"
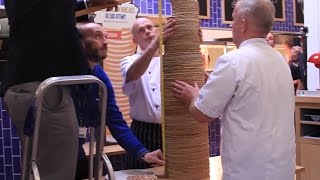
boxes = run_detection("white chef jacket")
[196,38,296,180]
[120,53,161,124]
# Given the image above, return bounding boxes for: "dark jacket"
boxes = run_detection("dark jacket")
[4,0,87,88]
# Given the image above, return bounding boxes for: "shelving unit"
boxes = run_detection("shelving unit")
[296,96,320,180]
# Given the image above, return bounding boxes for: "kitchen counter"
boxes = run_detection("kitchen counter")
[115,156,304,180]
[115,156,222,180]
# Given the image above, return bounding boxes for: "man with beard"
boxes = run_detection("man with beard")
[74,23,164,179]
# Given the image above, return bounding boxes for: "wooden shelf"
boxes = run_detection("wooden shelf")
[300,121,320,126]
[296,96,320,104]
[299,136,320,144]
[295,96,320,180]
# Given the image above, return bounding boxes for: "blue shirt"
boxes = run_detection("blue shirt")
[74,65,148,159]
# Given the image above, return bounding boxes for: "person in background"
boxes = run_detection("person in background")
[265,33,304,91]
[171,0,295,180]
[120,17,177,169]
[3,0,117,179]
[284,37,304,91]
[266,32,275,48]
[74,23,164,179]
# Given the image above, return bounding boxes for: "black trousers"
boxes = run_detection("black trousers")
[125,119,162,169]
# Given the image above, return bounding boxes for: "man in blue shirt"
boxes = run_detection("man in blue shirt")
[74,23,164,178]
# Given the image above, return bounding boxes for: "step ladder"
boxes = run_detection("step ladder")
[21,75,115,180]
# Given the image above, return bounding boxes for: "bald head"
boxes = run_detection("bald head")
[131,18,157,50]
[131,18,154,37]
[77,23,105,38]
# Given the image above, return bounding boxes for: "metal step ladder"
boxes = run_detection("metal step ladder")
[20,75,115,180]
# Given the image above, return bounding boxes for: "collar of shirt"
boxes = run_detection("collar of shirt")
[239,38,268,49]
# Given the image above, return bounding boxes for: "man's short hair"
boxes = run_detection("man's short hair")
[236,0,275,34]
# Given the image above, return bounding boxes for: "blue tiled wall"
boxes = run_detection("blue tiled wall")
[208,121,220,156]
[133,0,303,32]
[0,98,21,180]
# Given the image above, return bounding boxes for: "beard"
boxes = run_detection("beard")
[84,40,107,63]
[86,48,104,63]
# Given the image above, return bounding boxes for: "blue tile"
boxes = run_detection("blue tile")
[215,136,220,145]
[2,111,10,128]
[0,156,4,173]
[3,129,11,146]
[134,0,303,31]
[0,122,2,137]
[132,0,138,6]
[153,2,158,14]
[4,148,12,165]
[5,166,13,180]
[165,4,171,15]
[14,175,21,180]
[11,125,18,138]
[13,157,21,174]
[0,139,3,155]
[140,1,147,13]
[12,139,20,156]
[147,0,153,9]
[0,174,4,180]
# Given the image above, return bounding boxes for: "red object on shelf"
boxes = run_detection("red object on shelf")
[308,52,320,68]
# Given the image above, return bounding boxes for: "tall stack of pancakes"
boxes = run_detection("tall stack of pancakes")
[163,0,210,179]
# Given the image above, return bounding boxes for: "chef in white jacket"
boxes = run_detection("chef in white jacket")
[171,0,296,180]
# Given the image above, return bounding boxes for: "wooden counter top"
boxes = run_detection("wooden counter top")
[295,96,320,104]
[115,156,222,180]
[115,156,304,180]
[83,142,125,157]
